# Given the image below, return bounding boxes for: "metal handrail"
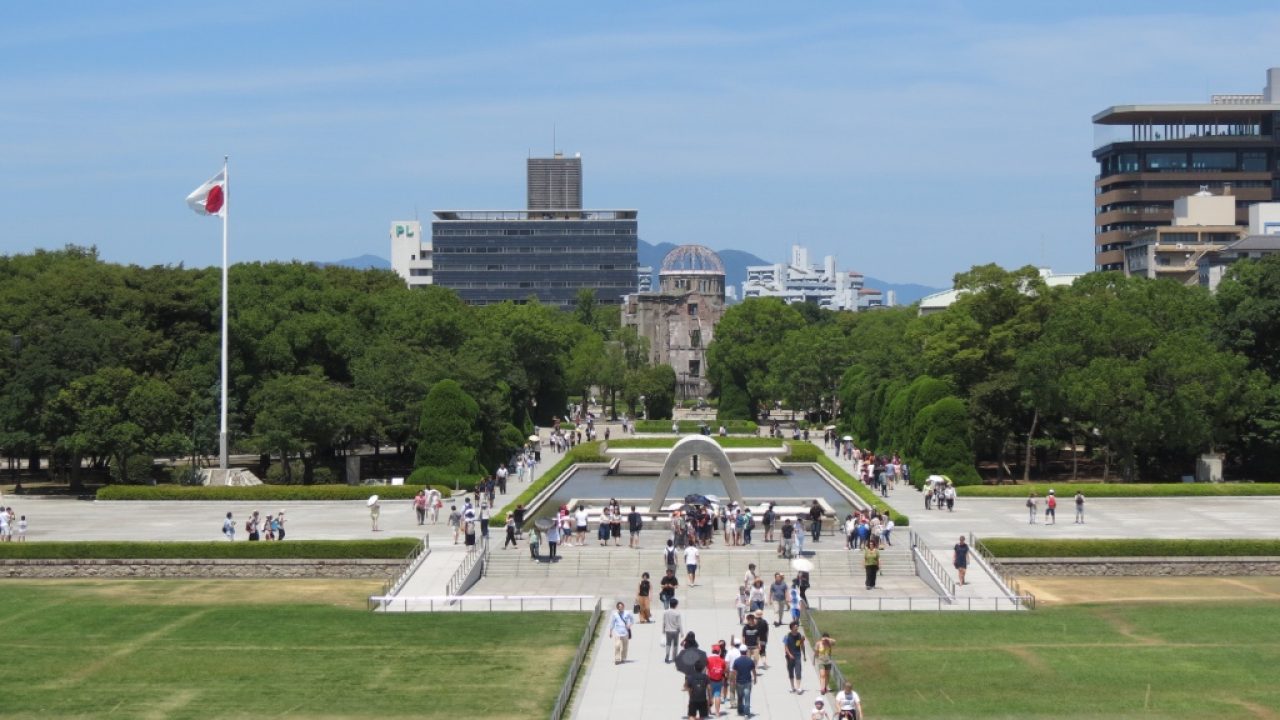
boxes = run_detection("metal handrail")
[367,594,597,613]
[551,598,603,720]
[376,534,430,601]
[806,594,1034,611]
[446,538,489,597]
[910,531,957,598]
[969,534,1037,610]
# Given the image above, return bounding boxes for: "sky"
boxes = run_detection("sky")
[3,1,1280,287]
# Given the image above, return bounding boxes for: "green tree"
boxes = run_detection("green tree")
[248,372,355,483]
[916,396,979,484]
[414,379,482,473]
[706,298,804,420]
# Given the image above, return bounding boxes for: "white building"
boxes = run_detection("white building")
[741,245,884,311]
[918,268,1083,316]
[1198,201,1280,291]
[389,221,432,288]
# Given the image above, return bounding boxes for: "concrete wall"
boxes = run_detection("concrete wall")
[1000,557,1280,577]
[0,558,400,579]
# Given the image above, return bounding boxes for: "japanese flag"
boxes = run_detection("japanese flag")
[186,170,226,217]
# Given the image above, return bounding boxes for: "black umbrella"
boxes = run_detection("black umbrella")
[684,493,713,506]
[674,646,708,675]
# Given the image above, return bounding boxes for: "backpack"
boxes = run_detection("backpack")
[706,655,726,681]
[665,548,676,566]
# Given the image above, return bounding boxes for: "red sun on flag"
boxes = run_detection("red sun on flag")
[204,184,224,214]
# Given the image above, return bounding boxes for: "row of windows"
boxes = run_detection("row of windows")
[1100,150,1270,175]
[436,263,637,272]
[434,245,633,254]
[445,280,635,289]
[1098,179,1271,194]
[434,227,636,236]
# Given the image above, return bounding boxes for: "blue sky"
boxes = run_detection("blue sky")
[3,1,1280,287]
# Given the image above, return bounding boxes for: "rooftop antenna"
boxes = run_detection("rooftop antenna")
[552,124,557,155]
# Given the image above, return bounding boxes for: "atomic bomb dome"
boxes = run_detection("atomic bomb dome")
[660,245,725,276]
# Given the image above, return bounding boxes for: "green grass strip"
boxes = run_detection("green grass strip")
[96,484,452,501]
[956,482,1280,498]
[0,539,420,560]
[981,538,1280,558]
[496,442,604,523]
[790,442,909,527]
[606,437,785,449]
[634,419,758,434]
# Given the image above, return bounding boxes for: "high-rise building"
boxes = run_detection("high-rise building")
[740,244,885,311]
[389,221,431,287]
[527,153,583,210]
[1092,67,1280,271]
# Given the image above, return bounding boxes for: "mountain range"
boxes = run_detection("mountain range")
[322,244,942,305]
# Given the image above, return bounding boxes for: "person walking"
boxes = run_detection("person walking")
[369,500,381,532]
[222,511,235,541]
[834,681,863,720]
[814,631,836,695]
[636,572,653,623]
[770,573,789,626]
[808,500,823,543]
[628,505,643,548]
[863,540,881,590]
[413,491,427,525]
[528,526,541,561]
[1045,489,1057,525]
[783,620,807,694]
[684,542,701,586]
[608,601,634,665]
[546,520,561,560]
[684,660,712,720]
[503,513,518,549]
[1075,490,1086,524]
[449,505,461,544]
[954,535,970,586]
[660,568,679,609]
[1026,491,1037,525]
[247,511,261,541]
[662,598,683,663]
[706,643,728,719]
[741,614,762,666]
[732,643,758,717]
[810,697,832,720]
[272,512,285,541]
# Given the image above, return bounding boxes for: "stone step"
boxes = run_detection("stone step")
[484,545,913,579]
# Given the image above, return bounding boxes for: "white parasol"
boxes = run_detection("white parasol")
[528,435,540,442]
[842,435,853,442]
[367,494,379,506]
[791,558,815,572]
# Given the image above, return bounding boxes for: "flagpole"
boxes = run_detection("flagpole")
[219,155,229,471]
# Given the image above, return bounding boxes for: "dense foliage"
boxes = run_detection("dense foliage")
[0,247,672,485]
[980,537,1280,558]
[707,261,1280,482]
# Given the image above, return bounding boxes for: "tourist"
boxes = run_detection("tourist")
[662,598,683,663]
[448,505,461,544]
[683,658,711,719]
[413,490,427,525]
[247,511,261,541]
[783,620,806,694]
[810,697,832,720]
[428,488,442,522]
[706,643,728,718]
[627,505,643,548]
[574,505,589,546]
[274,511,285,541]
[864,539,881,590]
[16,514,26,542]
[844,514,857,550]
[790,579,803,623]
[814,631,835,695]
[945,482,956,511]
[660,567,679,608]
[503,513,518,549]
[1075,490,1086,524]
[513,503,526,538]
[732,643,758,717]
[742,508,754,545]
[780,518,796,559]
[795,514,806,556]
[528,526,540,561]
[736,584,749,624]
[546,521,561,560]
[743,562,759,589]
[262,514,275,541]
[770,573,789,626]
[954,535,970,586]
[610,500,623,546]
[597,507,611,546]
[750,578,766,614]
[724,638,741,706]
[677,632,708,677]
[762,503,776,542]
[741,614,761,664]
[684,542,701,586]
[809,500,823,543]
[1046,489,1057,524]
[608,601,634,665]
[636,571,653,623]
[834,681,863,720]
[664,539,678,575]
[464,519,476,547]
[222,511,235,541]
[479,503,491,539]
[1026,491,1038,524]
[755,606,770,670]
[369,500,381,532]
[883,517,894,547]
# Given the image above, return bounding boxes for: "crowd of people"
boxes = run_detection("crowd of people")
[0,505,26,541]
[220,510,285,541]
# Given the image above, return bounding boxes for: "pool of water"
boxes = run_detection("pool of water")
[530,465,856,519]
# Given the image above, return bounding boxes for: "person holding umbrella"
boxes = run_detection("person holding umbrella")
[367,495,381,532]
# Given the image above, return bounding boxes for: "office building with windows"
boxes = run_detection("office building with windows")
[1093,67,1280,270]
[389,221,431,288]
[622,245,726,400]
[1121,189,1243,284]
[741,245,883,311]
[527,153,583,210]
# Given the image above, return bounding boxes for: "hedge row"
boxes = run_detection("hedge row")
[96,484,451,501]
[807,448,910,527]
[0,539,420,560]
[605,437,785,450]
[496,442,604,523]
[785,442,823,463]
[633,420,758,435]
[981,538,1280,558]
[956,482,1280,498]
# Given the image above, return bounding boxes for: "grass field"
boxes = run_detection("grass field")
[817,600,1280,719]
[981,538,1280,558]
[955,482,1280,498]
[0,580,586,719]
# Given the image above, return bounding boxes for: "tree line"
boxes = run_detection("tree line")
[708,262,1280,482]
[0,247,674,485]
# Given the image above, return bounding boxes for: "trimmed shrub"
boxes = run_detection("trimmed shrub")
[414,379,481,473]
[956,482,1280,498]
[310,466,337,484]
[407,466,478,491]
[0,539,419,560]
[715,382,752,421]
[917,397,980,485]
[981,538,1280,558]
[264,461,305,485]
[97,485,430,501]
[785,441,823,462]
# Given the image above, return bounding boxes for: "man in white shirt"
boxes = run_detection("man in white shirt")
[834,681,863,719]
[684,543,701,586]
[607,601,634,665]
[742,562,758,589]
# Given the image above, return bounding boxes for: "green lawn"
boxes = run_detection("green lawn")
[981,538,1280,558]
[0,581,586,719]
[605,436,785,449]
[816,602,1280,719]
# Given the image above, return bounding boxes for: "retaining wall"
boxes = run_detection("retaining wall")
[0,558,400,579]
[1000,557,1280,577]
